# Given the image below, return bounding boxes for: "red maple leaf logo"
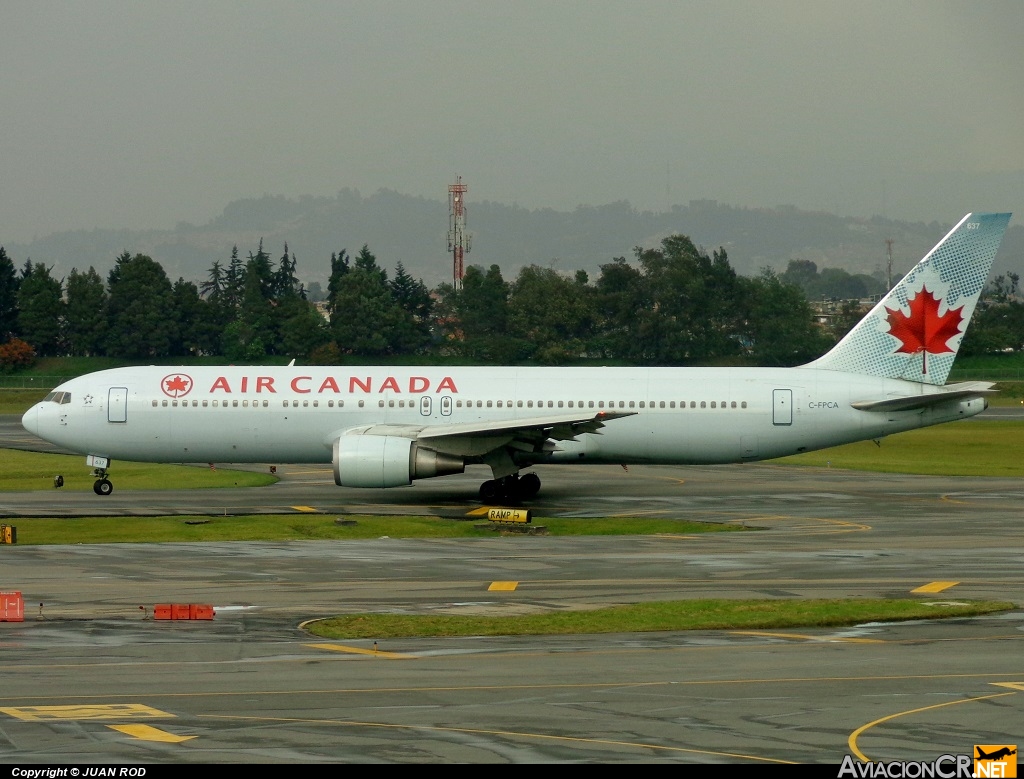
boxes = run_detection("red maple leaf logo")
[885,287,964,374]
[161,373,193,398]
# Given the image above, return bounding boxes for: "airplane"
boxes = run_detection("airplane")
[976,747,1016,761]
[21,212,1011,500]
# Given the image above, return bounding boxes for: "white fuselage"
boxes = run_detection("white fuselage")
[22,365,985,469]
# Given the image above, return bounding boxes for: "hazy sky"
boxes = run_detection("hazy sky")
[3,1,1023,243]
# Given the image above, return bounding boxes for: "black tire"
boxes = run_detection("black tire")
[479,480,500,502]
[520,472,541,498]
[94,479,113,496]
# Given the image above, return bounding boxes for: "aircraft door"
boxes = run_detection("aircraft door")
[440,395,452,416]
[772,389,792,426]
[108,387,128,423]
[420,395,432,416]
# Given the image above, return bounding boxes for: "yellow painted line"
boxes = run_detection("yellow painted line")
[489,581,519,591]
[108,724,195,743]
[0,704,172,722]
[466,507,492,516]
[848,692,1017,762]
[911,581,959,594]
[305,643,414,659]
[291,505,318,513]
[992,682,1024,691]
[732,631,884,644]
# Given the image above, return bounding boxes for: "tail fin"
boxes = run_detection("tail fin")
[806,212,1012,385]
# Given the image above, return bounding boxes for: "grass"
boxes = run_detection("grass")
[779,419,1024,477]
[1,450,277,492]
[2,514,740,545]
[306,599,1014,639]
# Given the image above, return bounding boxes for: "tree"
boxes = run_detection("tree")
[106,252,175,358]
[64,267,108,356]
[330,262,404,356]
[0,247,19,341]
[0,337,35,373]
[436,264,513,362]
[389,261,434,354]
[741,270,832,365]
[632,236,745,364]
[17,261,63,356]
[593,257,646,360]
[507,265,595,364]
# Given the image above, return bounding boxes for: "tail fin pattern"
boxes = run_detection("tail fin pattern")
[807,212,1011,385]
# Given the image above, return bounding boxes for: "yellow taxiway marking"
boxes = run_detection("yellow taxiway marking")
[732,631,884,644]
[911,581,959,594]
[291,505,318,513]
[849,691,1017,762]
[108,724,195,743]
[305,643,415,659]
[466,507,492,516]
[992,682,1024,691]
[0,704,172,722]
[488,581,519,591]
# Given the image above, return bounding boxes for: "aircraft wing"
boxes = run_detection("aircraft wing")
[850,382,997,413]
[338,410,636,459]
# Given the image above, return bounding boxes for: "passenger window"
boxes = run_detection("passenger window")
[700,401,706,408]
[328,400,334,408]
[558,401,563,408]
[358,400,365,408]
[232,400,238,407]
[303,400,308,407]
[263,400,269,407]
[162,400,168,407]
[517,400,523,408]
[741,401,747,408]
[151,400,157,407]
[731,401,736,408]
[212,400,218,407]
[638,401,644,409]
[710,401,716,408]
[202,400,208,407]
[629,401,635,408]
[690,401,696,408]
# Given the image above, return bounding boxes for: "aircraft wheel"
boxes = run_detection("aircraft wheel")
[94,478,113,496]
[479,480,500,502]
[520,472,541,498]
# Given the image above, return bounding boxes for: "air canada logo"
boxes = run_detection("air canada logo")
[975,745,1017,778]
[885,286,965,374]
[161,373,193,399]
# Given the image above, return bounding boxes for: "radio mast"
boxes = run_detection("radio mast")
[447,176,471,289]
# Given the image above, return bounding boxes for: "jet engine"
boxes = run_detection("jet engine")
[332,435,465,488]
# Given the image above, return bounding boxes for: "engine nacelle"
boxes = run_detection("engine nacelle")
[333,435,465,488]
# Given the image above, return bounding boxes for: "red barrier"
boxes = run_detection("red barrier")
[0,591,25,622]
[153,603,214,621]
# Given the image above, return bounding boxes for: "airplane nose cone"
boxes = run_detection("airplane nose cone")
[22,405,38,436]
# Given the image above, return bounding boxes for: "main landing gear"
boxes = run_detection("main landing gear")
[479,472,541,503]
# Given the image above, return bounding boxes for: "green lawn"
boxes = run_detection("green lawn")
[307,599,1014,639]
[2,449,277,492]
[779,419,1024,477]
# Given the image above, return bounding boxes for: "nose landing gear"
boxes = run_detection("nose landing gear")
[91,464,113,495]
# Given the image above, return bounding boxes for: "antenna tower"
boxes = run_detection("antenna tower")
[885,238,895,291]
[447,175,471,289]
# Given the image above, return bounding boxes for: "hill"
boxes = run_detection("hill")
[5,190,1022,290]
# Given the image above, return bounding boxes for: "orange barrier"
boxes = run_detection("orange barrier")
[153,603,215,621]
[1,591,24,622]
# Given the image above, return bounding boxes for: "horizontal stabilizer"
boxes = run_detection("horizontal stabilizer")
[851,382,996,413]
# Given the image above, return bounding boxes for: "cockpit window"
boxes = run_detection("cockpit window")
[43,392,57,402]
[59,392,71,404]
[43,392,72,404]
